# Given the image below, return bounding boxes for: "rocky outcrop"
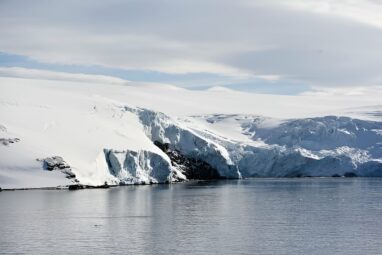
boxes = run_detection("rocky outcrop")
[0,125,20,146]
[154,141,221,180]
[0,138,20,146]
[37,156,76,179]
[68,184,85,190]
[41,156,70,170]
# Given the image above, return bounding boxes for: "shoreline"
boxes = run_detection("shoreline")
[1,176,381,192]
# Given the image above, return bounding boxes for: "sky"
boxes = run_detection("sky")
[1,0,382,94]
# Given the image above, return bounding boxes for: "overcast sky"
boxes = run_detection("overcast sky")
[1,0,382,94]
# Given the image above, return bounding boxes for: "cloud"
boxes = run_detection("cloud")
[0,67,128,84]
[0,0,381,87]
[278,0,382,29]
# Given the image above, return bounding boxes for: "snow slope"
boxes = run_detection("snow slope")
[0,76,381,188]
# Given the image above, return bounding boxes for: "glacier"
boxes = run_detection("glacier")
[0,76,382,189]
[134,110,382,178]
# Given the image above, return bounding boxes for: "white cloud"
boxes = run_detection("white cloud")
[279,0,382,29]
[0,67,128,85]
[0,0,382,88]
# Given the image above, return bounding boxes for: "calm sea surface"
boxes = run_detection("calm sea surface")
[1,178,382,255]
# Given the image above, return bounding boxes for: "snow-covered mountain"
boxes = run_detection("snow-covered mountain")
[1,76,382,189]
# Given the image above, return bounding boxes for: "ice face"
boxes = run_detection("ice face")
[127,109,382,179]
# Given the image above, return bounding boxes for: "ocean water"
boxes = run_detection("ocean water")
[1,178,382,255]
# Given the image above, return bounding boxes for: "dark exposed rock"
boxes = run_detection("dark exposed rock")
[68,184,85,190]
[0,187,2,192]
[154,141,221,180]
[331,174,341,177]
[36,156,76,180]
[41,156,70,171]
[1,138,20,146]
[62,169,76,179]
[154,141,170,152]
[344,172,358,177]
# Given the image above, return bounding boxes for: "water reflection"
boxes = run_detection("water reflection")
[0,178,382,255]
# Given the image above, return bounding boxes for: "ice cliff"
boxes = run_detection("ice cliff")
[104,107,382,183]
